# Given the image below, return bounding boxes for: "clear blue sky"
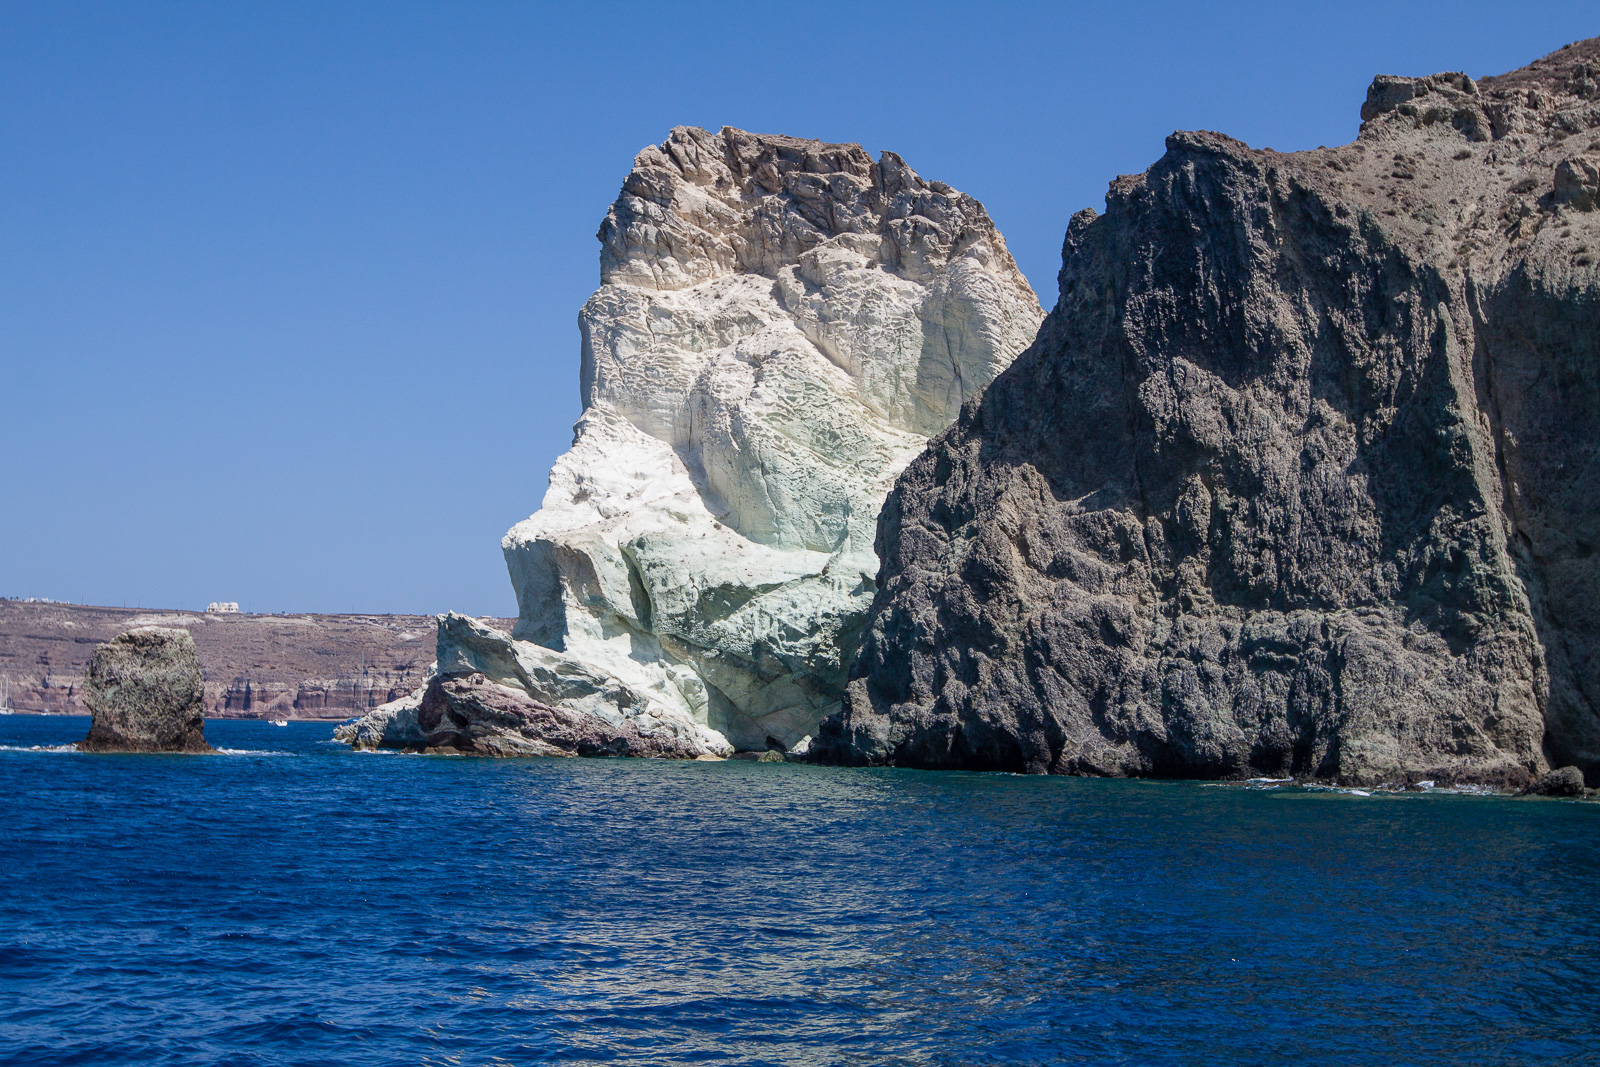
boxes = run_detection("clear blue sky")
[2,1,1593,616]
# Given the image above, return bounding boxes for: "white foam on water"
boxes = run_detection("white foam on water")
[1205,778,1519,799]
[1430,783,1507,796]
[0,743,295,757]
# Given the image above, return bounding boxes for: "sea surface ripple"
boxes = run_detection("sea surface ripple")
[1,716,1597,1066]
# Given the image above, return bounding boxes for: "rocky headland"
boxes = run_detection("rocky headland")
[79,627,214,753]
[343,127,1041,757]
[816,39,1600,789]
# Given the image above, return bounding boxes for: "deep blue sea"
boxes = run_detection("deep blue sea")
[1,716,1597,1066]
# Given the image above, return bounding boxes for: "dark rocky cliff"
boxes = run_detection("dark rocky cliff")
[817,39,1600,787]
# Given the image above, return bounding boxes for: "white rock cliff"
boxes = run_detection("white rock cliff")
[343,126,1040,756]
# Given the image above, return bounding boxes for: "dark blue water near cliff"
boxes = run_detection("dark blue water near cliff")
[2,717,1597,1066]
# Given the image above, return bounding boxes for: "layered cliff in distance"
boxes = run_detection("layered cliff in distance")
[0,599,458,718]
[347,126,1041,756]
[820,39,1600,787]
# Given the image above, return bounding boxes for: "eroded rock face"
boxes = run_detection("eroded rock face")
[79,627,213,753]
[340,670,706,759]
[496,127,1042,753]
[334,613,725,757]
[819,39,1600,787]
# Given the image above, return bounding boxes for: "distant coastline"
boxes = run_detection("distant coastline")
[3,710,350,722]
[0,599,496,721]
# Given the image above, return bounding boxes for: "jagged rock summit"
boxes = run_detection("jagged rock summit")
[819,39,1600,788]
[79,627,214,753]
[342,126,1041,756]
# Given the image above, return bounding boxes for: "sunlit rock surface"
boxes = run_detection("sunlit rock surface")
[334,614,718,757]
[818,39,1600,788]
[347,127,1041,756]
[79,627,214,754]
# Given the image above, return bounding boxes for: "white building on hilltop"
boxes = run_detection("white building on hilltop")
[206,602,239,614]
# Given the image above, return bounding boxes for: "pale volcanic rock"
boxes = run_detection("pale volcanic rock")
[337,661,708,760]
[352,126,1038,758]
[334,612,729,756]
[819,39,1600,788]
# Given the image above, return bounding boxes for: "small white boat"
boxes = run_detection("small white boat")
[269,719,289,727]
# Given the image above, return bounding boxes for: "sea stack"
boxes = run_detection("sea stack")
[341,126,1041,757]
[820,38,1600,788]
[80,627,214,753]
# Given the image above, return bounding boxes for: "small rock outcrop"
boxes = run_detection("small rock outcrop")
[342,127,1041,758]
[334,614,712,758]
[341,672,706,758]
[819,39,1600,788]
[1525,766,1587,797]
[79,627,214,753]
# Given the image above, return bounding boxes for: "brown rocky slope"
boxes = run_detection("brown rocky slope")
[817,39,1600,787]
